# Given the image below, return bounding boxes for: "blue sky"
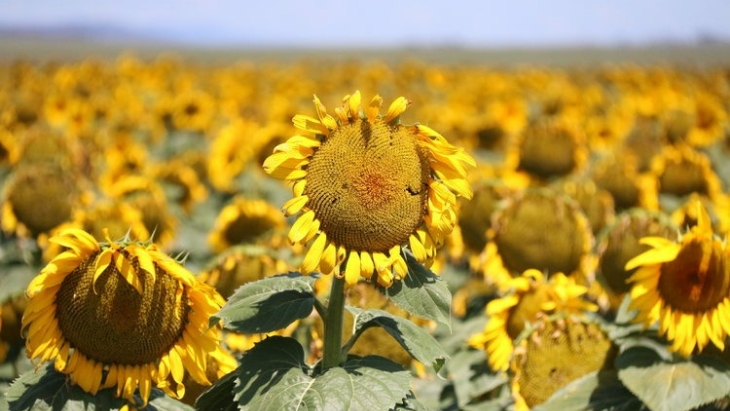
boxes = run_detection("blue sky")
[2,0,729,48]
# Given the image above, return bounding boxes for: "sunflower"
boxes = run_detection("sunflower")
[468,269,597,373]
[591,151,659,211]
[481,187,595,288]
[263,91,475,287]
[625,200,730,356]
[0,297,26,363]
[510,316,616,411]
[22,228,227,406]
[198,244,292,299]
[153,160,209,214]
[553,178,615,235]
[1,162,80,239]
[207,196,287,254]
[650,143,723,199]
[503,117,588,184]
[596,208,679,309]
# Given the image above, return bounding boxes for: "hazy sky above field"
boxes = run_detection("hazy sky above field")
[2,0,729,48]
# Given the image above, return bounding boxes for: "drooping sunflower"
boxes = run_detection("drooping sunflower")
[207,196,287,254]
[595,208,679,310]
[1,162,81,239]
[510,316,616,411]
[263,91,475,287]
[481,187,595,289]
[502,117,588,185]
[625,200,730,356]
[650,143,723,199]
[468,269,597,373]
[22,228,227,406]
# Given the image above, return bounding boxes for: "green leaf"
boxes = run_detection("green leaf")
[5,362,191,411]
[347,307,449,373]
[0,263,37,303]
[617,347,730,411]
[533,370,645,411]
[447,348,507,408]
[233,336,411,411]
[212,272,317,333]
[393,391,431,411]
[380,252,452,331]
[194,370,239,411]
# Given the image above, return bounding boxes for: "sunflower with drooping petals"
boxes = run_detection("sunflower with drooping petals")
[263,91,475,287]
[22,228,227,407]
[626,200,730,356]
[468,269,597,373]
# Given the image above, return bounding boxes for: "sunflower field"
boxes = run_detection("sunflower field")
[0,52,730,411]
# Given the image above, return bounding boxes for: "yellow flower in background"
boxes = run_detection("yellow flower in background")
[626,201,730,356]
[503,117,588,184]
[207,196,287,254]
[1,162,80,239]
[22,229,227,406]
[595,208,679,310]
[264,91,475,287]
[468,269,597,373]
[481,188,595,288]
[510,317,616,411]
[41,200,151,262]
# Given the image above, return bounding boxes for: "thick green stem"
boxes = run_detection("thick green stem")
[322,274,346,369]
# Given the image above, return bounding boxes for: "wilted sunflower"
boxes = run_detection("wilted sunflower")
[207,196,287,254]
[263,91,475,286]
[22,228,227,406]
[468,269,597,373]
[625,201,730,356]
[510,316,616,411]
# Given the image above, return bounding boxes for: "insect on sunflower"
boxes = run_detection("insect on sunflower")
[263,91,475,287]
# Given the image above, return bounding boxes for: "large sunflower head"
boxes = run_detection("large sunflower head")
[468,269,598,373]
[263,91,475,287]
[22,228,227,407]
[625,200,730,356]
[510,316,616,411]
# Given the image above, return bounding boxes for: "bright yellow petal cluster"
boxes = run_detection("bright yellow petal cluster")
[22,228,226,407]
[626,201,730,356]
[468,269,597,372]
[264,91,475,287]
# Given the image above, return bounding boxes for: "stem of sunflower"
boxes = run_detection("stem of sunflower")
[322,274,346,369]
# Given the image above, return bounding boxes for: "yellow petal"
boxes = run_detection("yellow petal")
[345,252,361,285]
[367,95,383,123]
[288,210,315,244]
[348,91,362,119]
[301,233,327,275]
[385,96,409,123]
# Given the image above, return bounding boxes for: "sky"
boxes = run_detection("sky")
[1,0,729,48]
